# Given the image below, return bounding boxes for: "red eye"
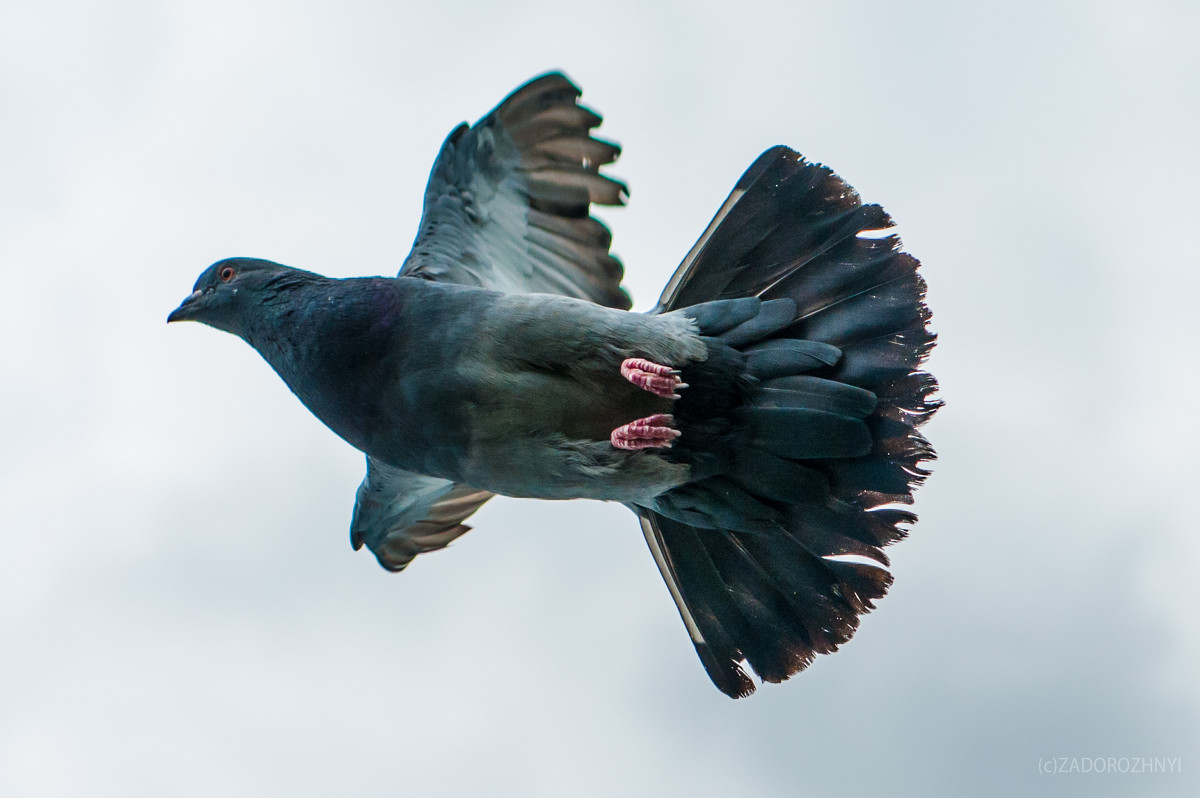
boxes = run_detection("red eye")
[219,266,236,282]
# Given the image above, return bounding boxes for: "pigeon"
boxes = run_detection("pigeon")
[168,72,939,698]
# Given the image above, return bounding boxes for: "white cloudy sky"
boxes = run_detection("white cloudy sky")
[2,1,1197,796]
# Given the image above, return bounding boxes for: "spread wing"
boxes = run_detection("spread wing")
[357,73,625,571]
[401,72,631,309]
[350,457,494,572]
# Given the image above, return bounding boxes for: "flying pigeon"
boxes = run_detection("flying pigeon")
[168,72,939,698]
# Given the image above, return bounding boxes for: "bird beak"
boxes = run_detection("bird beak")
[167,290,203,323]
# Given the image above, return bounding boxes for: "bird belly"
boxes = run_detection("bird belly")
[455,368,688,502]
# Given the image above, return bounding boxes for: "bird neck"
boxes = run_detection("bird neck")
[243,276,409,451]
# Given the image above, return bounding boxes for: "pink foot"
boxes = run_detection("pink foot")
[611,413,681,451]
[621,358,687,400]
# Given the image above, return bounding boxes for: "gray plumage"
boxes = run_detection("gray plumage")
[168,72,939,698]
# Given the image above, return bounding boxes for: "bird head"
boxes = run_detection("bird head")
[167,257,297,336]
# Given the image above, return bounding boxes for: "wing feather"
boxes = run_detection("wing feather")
[351,457,494,572]
[401,72,630,309]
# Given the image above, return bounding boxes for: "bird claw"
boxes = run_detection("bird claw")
[621,358,686,400]
[611,413,681,450]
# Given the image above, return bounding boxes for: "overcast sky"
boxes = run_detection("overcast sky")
[1,1,1197,796]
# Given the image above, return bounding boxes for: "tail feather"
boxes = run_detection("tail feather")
[639,146,939,697]
[701,528,818,683]
[782,503,894,566]
[734,406,873,460]
[744,339,841,378]
[656,516,812,687]
[764,228,910,320]
[717,298,797,347]
[727,449,829,504]
[751,376,878,416]
[680,296,762,335]
[645,516,757,697]
[659,146,885,309]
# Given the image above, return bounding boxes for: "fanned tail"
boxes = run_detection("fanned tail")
[640,147,940,697]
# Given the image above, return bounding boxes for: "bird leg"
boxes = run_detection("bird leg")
[611,413,681,451]
[613,359,686,449]
[620,358,687,400]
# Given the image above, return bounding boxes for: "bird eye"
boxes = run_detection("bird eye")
[219,266,236,282]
